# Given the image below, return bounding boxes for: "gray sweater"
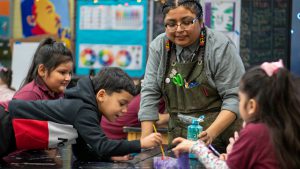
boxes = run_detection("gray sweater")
[138,28,245,121]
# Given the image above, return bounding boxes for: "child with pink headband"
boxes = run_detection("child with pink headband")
[172,60,300,169]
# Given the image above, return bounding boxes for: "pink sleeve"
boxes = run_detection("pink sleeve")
[190,140,229,169]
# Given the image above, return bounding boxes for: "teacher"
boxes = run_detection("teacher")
[138,0,245,152]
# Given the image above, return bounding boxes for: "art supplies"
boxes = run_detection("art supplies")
[153,153,190,169]
[153,124,165,159]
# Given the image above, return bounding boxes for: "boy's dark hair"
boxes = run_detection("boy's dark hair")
[239,66,300,169]
[91,67,137,96]
[0,66,13,89]
[161,0,203,20]
[21,37,73,87]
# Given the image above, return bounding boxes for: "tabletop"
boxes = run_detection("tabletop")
[0,145,205,169]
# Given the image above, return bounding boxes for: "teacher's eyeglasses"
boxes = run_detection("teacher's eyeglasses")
[165,17,198,32]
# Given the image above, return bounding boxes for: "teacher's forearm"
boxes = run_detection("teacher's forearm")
[141,121,155,138]
[206,110,236,139]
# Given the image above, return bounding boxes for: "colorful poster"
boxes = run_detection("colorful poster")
[0,0,10,39]
[204,0,240,52]
[80,5,143,30]
[112,5,143,30]
[205,2,235,31]
[79,44,142,70]
[76,0,148,77]
[20,0,71,46]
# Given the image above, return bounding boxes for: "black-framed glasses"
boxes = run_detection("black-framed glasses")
[164,17,198,32]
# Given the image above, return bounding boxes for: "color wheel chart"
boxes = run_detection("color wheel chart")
[79,44,142,69]
[76,0,147,77]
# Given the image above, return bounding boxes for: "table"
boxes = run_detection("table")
[1,146,205,169]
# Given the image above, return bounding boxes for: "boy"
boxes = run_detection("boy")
[0,67,162,161]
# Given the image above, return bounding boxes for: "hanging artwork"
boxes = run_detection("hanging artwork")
[0,0,10,39]
[204,0,241,51]
[205,1,235,31]
[20,0,71,47]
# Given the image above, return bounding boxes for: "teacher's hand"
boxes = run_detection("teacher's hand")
[198,130,214,145]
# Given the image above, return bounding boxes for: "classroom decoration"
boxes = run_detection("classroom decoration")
[205,2,235,31]
[0,0,10,39]
[204,0,240,51]
[78,44,142,69]
[19,0,71,47]
[80,4,143,30]
[76,0,148,77]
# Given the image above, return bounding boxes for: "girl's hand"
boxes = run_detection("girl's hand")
[198,130,214,145]
[227,131,239,154]
[219,153,228,160]
[172,137,196,157]
[140,133,162,149]
[111,154,133,162]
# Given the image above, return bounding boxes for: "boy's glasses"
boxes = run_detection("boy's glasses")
[165,17,198,32]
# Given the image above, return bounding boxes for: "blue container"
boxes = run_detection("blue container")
[177,152,190,169]
[187,119,203,158]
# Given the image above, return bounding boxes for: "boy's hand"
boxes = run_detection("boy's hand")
[172,137,196,157]
[111,154,133,162]
[140,133,162,149]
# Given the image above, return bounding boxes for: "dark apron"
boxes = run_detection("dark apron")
[162,39,242,153]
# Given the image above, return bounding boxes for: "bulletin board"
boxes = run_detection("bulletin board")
[0,0,10,39]
[239,0,290,69]
[75,0,148,77]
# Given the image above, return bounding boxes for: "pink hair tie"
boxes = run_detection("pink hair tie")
[260,59,284,77]
[0,67,8,72]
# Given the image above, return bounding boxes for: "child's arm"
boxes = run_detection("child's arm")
[191,140,229,169]
[227,131,239,154]
[172,137,229,169]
